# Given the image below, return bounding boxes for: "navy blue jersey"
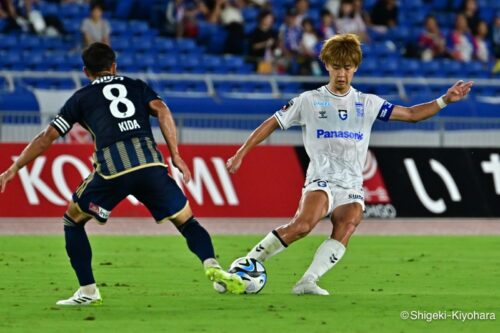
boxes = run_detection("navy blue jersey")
[50,75,165,178]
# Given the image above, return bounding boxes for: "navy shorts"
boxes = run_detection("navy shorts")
[73,166,187,223]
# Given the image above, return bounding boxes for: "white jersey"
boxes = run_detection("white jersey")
[274,85,394,189]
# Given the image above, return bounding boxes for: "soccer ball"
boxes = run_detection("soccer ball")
[229,257,267,294]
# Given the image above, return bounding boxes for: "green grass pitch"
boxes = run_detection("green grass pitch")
[0,235,499,333]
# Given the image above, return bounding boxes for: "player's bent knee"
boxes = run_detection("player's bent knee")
[65,201,91,224]
[291,219,315,239]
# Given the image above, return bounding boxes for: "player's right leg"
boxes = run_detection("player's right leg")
[56,202,102,306]
[57,172,127,306]
[247,190,330,262]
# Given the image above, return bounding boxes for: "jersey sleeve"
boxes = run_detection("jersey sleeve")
[140,80,163,105]
[365,94,394,122]
[49,94,80,136]
[273,95,303,130]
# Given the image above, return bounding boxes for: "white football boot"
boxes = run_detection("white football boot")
[56,287,103,306]
[292,276,329,296]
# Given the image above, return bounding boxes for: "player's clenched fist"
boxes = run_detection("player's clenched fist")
[226,155,242,174]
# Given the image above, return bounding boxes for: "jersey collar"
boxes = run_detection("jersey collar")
[324,85,352,97]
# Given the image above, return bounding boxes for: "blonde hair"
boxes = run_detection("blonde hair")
[319,33,362,67]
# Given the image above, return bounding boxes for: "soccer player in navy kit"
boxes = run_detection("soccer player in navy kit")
[0,42,245,304]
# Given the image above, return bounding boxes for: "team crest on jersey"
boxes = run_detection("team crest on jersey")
[338,109,348,120]
[318,110,327,119]
[281,99,294,112]
[355,102,364,117]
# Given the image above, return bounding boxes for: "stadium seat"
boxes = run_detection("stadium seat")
[155,38,176,53]
[400,59,422,77]
[176,39,198,54]
[128,20,150,35]
[131,37,153,52]
[278,82,301,94]
[0,76,8,91]
[0,34,18,50]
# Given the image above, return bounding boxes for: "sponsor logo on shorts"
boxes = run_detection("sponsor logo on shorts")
[338,109,348,120]
[316,129,364,141]
[89,202,110,219]
[348,194,364,200]
[317,181,327,187]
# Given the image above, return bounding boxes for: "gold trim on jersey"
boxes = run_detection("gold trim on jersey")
[75,172,95,198]
[132,137,147,164]
[102,146,117,174]
[97,162,167,180]
[145,138,161,163]
[156,201,190,224]
[116,141,132,169]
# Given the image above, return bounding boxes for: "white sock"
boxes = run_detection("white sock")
[301,239,346,281]
[80,283,97,296]
[247,231,287,262]
[203,258,221,270]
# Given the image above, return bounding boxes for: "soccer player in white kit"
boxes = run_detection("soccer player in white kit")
[226,34,473,295]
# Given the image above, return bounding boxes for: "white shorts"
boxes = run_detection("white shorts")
[302,180,365,216]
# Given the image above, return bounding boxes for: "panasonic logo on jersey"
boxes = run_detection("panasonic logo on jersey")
[316,129,364,141]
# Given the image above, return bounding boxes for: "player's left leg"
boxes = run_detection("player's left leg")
[169,205,245,294]
[294,202,363,295]
[132,166,245,294]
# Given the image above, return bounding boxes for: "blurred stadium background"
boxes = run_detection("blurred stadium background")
[1,2,499,333]
[0,0,499,219]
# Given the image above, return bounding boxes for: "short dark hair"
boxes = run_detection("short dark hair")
[81,42,115,74]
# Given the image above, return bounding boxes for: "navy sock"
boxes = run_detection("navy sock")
[63,214,95,286]
[177,217,215,262]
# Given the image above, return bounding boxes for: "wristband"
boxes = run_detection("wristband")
[436,95,448,109]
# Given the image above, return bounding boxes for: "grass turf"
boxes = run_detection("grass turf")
[0,235,499,333]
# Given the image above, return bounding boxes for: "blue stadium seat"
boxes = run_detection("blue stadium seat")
[185,81,207,92]
[18,35,41,50]
[128,21,150,35]
[135,53,156,71]
[25,51,45,69]
[155,38,175,52]
[2,51,22,69]
[176,39,198,54]
[0,76,8,91]
[400,59,422,77]
[110,21,127,36]
[253,82,273,93]
[0,34,18,50]
[359,57,377,76]
[374,85,398,96]
[60,4,82,18]
[242,7,259,23]
[421,60,445,77]
[466,61,488,78]
[439,59,462,77]
[112,38,130,52]
[278,82,301,94]
[131,37,153,51]
[181,55,203,73]
[157,54,179,71]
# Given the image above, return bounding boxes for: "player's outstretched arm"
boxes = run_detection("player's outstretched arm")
[389,80,473,123]
[149,99,192,183]
[226,116,279,174]
[0,125,60,193]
